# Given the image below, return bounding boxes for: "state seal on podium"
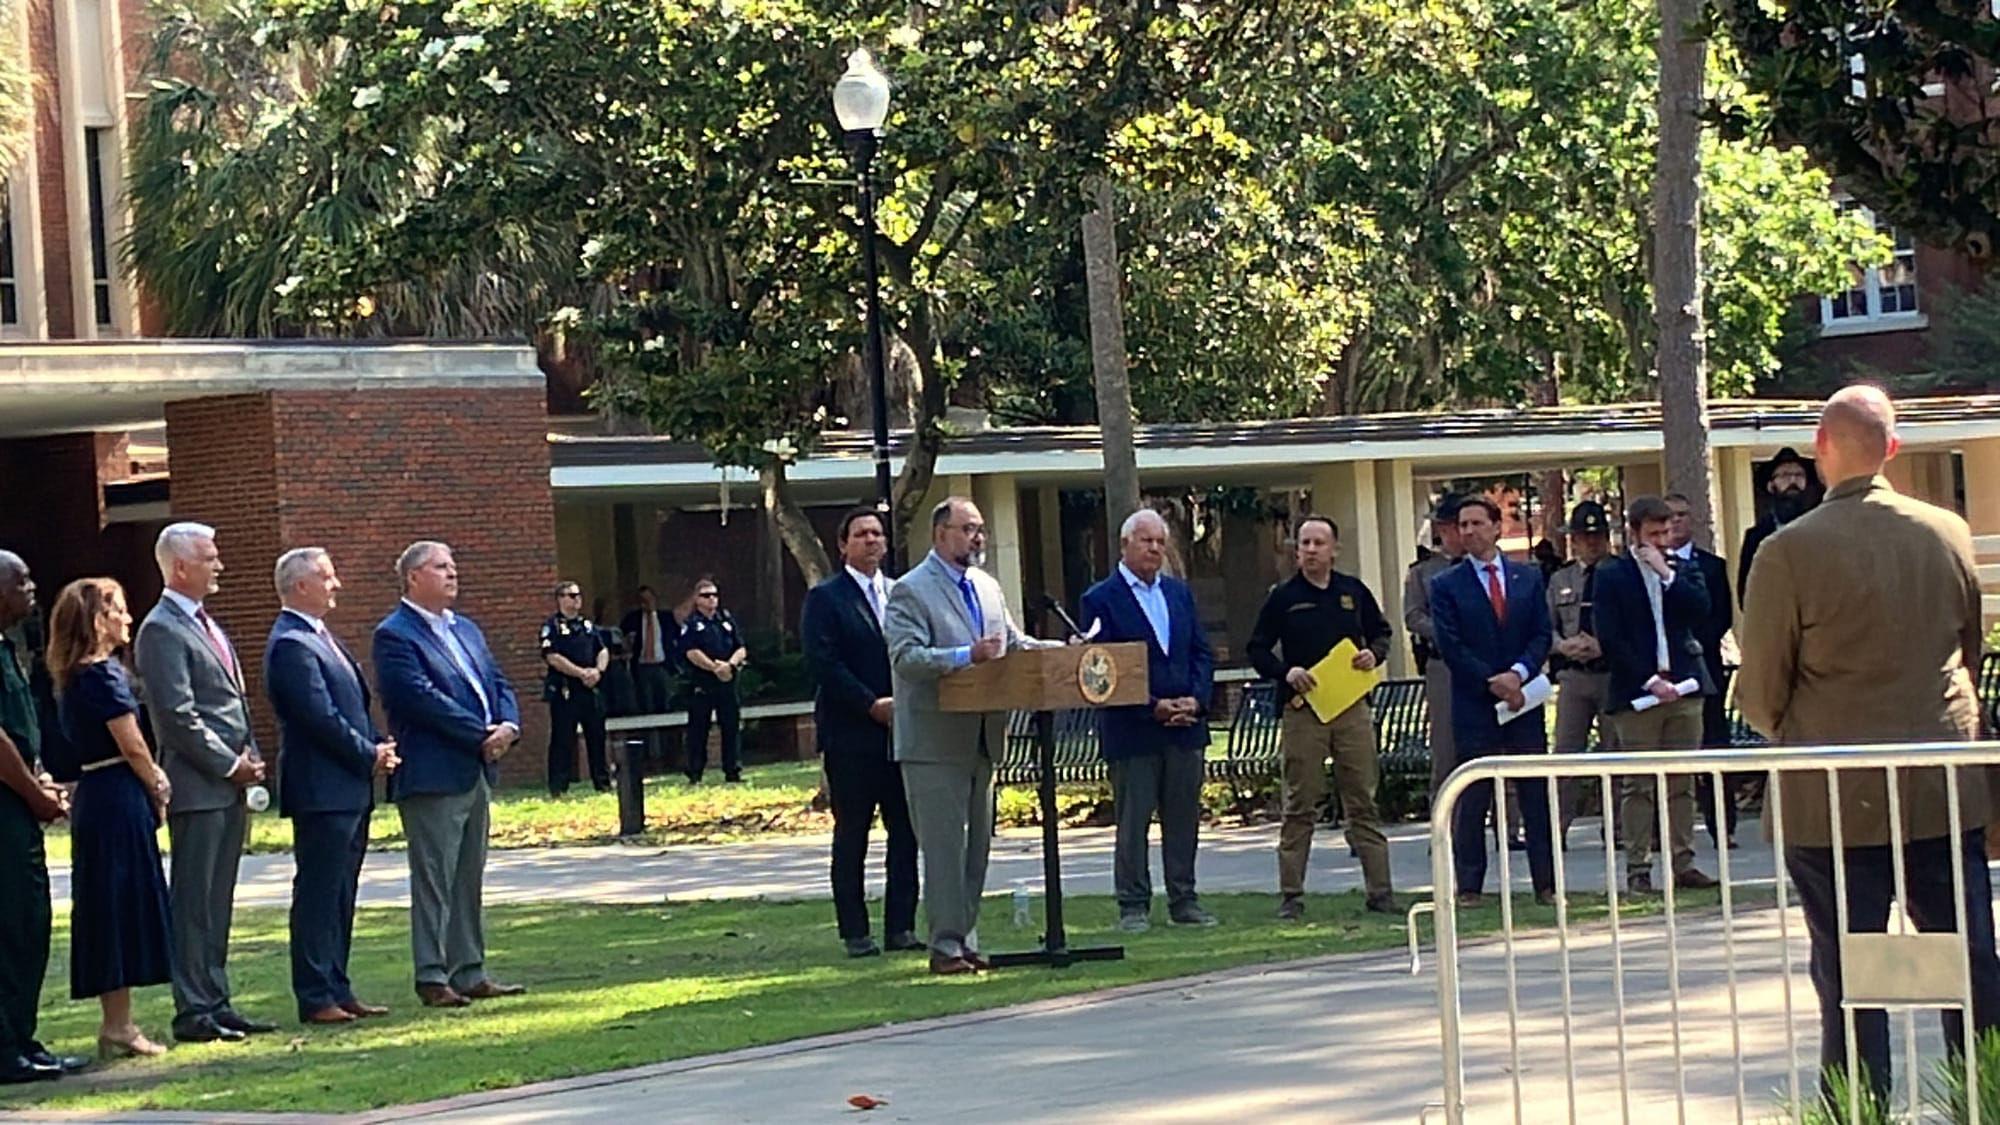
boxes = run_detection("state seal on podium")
[1076,645,1119,704]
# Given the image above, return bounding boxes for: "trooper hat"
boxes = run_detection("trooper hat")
[1559,500,1610,536]
[1431,493,1467,523]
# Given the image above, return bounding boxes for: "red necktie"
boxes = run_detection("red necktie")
[195,606,237,678]
[1484,564,1507,624]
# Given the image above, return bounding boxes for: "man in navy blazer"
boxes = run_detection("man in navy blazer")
[265,548,398,1024]
[1430,497,1556,905]
[1080,510,1216,931]
[1592,496,1719,896]
[801,508,919,958]
[372,540,526,1009]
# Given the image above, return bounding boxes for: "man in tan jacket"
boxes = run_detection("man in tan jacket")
[1737,384,2000,1108]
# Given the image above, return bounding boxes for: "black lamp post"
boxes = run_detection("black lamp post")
[832,48,895,563]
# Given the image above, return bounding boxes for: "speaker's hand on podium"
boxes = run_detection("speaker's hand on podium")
[970,635,1006,664]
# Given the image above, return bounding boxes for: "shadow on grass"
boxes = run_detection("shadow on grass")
[2,887,1774,1114]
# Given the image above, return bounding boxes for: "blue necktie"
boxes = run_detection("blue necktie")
[957,575,985,635]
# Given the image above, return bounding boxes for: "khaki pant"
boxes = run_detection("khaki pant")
[1553,670,1615,834]
[1609,697,1703,877]
[1279,702,1390,898]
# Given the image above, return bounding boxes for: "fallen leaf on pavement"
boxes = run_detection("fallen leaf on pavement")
[848,1094,888,1110]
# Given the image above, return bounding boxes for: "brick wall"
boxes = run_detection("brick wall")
[0,433,105,594]
[163,387,558,786]
[26,0,75,338]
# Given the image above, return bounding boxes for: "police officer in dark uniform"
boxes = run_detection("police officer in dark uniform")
[1247,515,1397,918]
[0,552,80,1084]
[1547,501,1618,840]
[541,581,610,796]
[680,578,747,784]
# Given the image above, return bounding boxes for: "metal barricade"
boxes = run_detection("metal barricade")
[1426,741,2000,1125]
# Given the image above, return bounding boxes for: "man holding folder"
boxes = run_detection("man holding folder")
[1247,514,1396,919]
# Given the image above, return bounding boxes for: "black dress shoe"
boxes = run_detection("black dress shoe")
[844,936,882,958]
[883,930,924,952]
[23,1043,89,1073]
[171,1015,247,1044]
[0,1054,61,1084]
[215,1010,279,1035]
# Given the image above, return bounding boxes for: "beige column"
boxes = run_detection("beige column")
[6,0,46,338]
[1715,447,1757,595]
[971,473,1026,620]
[1374,458,1418,677]
[1622,460,1666,503]
[1961,439,2000,627]
[1307,460,1385,602]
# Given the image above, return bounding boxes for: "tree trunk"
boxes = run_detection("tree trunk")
[888,299,950,571]
[1534,357,1567,552]
[760,460,831,587]
[1082,175,1142,538]
[1653,0,1718,547]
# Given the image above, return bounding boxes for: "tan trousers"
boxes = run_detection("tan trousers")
[1609,697,1703,877]
[1279,702,1391,898]
[1424,662,1457,804]
[1553,670,1615,834]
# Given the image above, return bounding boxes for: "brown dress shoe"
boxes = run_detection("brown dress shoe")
[417,984,471,1008]
[1455,891,1484,909]
[929,953,976,976]
[461,980,528,1000]
[340,1000,390,1018]
[303,1005,357,1025]
[959,950,991,972]
[1673,868,1719,890]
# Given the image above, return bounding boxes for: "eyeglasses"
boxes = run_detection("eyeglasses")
[558,590,581,598]
[951,523,988,537]
[697,591,719,598]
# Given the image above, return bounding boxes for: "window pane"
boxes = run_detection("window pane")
[84,129,113,326]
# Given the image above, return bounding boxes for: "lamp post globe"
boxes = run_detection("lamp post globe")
[831,47,896,565]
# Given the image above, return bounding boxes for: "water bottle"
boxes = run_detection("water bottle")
[1012,883,1031,928]
[244,784,271,813]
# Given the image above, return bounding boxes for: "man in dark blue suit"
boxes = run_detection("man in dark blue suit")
[372,541,527,1009]
[265,548,399,1025]
[801,508,919,958]
[1665,492,1743,849]
[1430,497,1556,905]
[1593,496,1719,896]
[1081,510,1217,931]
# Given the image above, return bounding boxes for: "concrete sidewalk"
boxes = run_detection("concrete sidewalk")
[362,908,1899,1124]
[49,815,1780,912]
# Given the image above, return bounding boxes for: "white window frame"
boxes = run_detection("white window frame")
[53,0,137,338]
[1819,197,1928,337]
[0,1,46,338]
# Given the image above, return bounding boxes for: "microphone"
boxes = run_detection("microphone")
[1042,596,1085,640]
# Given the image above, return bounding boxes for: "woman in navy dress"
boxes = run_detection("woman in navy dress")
[49,578,172,1060]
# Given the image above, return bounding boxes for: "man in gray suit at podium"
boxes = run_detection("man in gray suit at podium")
[884,496,1048,976]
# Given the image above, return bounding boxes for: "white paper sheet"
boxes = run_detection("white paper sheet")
[1495,673,1553,725]
[1630,678,1702,712]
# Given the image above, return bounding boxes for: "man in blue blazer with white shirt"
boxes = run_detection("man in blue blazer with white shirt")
[1079,509,1216,931]
[372,540,526,1009]
[1430,497,1556,905]
[265,548,398,1025]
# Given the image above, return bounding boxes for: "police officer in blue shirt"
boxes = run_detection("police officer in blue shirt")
[541,581,610,796]
[679,578,747,784]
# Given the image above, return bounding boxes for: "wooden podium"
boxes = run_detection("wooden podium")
[940,641,1147,969]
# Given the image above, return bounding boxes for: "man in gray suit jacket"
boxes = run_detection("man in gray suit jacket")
[884,497,1049,975]
[133,522,275,1043]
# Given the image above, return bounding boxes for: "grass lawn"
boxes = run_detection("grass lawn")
[2,887,1748,1115]
[38,762,832,863]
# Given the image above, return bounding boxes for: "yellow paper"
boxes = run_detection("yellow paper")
[1302,639,1381,723]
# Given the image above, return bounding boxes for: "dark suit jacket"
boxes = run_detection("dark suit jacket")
[801,573,893,759]
[1686,546,1732,688]
[372,602,520,800]
[1079,570,1215,759]
[265,611,381,817]
[1591,553,1715,711]
[620,608,681,673]
[1430,557,1552,756]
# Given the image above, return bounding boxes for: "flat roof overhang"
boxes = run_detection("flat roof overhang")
[549,396,2000,504]
[0,340,543,437]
